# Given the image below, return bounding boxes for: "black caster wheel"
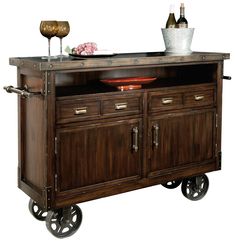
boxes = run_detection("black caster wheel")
[181,174,209,201]
[46,205,82,238]
[28,199,47,221]
[162,180,182,189]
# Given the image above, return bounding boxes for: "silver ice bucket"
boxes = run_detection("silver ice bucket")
[162,28,194,55]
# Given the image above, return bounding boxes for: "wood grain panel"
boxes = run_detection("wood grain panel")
[149,109,215,175]
[56,98,101,123]
[149,92,183,112]
[192,110,214,162]
[184,88,215,108]
[20,74,45,190]
[149,117,176,171]
[102,97,142,116]
[57,119,142,191]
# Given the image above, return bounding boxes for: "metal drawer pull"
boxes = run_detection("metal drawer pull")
[132,127,139,152]
[115,102,128,110]
[162,97,173,105]
[74,107,87,115]
[194,95,204,101]
[153,124,159,148]
[3,85,42,98]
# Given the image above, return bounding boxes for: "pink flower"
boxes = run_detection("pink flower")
[75,42,98,55]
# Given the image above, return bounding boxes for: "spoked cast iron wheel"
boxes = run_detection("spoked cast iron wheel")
[46,205,82,238]
[181,174,209,201]
[28,199,47,221]
[162,180,182,189]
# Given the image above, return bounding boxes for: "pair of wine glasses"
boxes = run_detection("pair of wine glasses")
[40,20,70,60]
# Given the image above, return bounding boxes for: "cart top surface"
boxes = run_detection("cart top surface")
[9,51,230,71]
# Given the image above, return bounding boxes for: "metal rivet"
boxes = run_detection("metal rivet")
[49,64,53,68]
[134,59,139,64]
[80,62,84,67]
[107,60,112,65]
[202,56,206,60]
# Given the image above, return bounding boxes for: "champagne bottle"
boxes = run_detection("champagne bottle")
[177,3,188,28]
[166,4,177,28]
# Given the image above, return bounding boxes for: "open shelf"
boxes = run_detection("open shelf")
[55,63,218,97]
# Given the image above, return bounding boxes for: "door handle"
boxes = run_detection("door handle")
[132,127,139,152]
[153,124,159,148]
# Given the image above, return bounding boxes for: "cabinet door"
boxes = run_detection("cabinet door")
[56,119,142,192]
[149,110,215,175]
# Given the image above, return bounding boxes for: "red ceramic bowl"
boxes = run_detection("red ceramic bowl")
[100,76,157,91]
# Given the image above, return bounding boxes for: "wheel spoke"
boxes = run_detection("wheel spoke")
[71,210,77,215]
[187,187,193,197]
[197,177,204,188]
[57,225,63,234]
[37,210,42,216]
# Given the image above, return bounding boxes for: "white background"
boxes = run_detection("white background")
[0,0,234,241]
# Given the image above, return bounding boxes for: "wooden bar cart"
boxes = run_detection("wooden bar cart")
[4,52,230,238]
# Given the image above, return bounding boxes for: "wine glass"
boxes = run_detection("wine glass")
[56,21,70,58]
[40,21,58,60]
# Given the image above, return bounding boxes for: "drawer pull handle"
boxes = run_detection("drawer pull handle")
[132,127,139,152]
[115,102,128,110]
[74,107,87,115]
[153,124,159,148]
[162,98,173,105]
[194,95,204,101]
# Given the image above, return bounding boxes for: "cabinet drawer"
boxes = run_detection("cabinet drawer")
[149,93,183,112]
[184,89,215,108]
[102,96,142,116]
[57,99,100,123]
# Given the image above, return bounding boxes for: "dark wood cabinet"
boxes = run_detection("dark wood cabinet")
[148,109,215,176]
[6,52,230,237]
[56,118,142,192]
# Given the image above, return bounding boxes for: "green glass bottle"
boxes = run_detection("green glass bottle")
[166,4,177,28]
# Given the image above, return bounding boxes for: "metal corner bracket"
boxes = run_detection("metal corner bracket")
[44,186,52,210]
[44,71,51,95]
